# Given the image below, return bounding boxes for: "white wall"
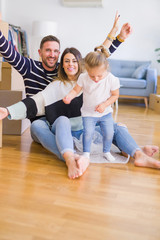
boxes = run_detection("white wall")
[1,0,160,72]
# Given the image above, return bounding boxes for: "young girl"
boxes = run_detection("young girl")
[63,50,120,161]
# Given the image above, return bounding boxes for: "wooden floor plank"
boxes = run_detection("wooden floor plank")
[0,103,160,240]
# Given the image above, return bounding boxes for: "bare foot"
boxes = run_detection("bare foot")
[122,145,159,158]
[64,152,82,179]
[141,145,159,157]
[134,150,160,169]
[75,154,90,175]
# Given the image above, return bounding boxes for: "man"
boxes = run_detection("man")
[0,34,60,97]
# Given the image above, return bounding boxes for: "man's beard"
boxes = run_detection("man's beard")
[42,57,57,69]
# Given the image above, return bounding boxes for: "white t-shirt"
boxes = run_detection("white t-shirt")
[77,72,120,117]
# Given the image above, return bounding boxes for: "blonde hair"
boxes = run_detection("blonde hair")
[94,45,110,58]
[84,51,109,71]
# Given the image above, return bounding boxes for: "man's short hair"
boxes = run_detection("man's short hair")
[40,35,60,49]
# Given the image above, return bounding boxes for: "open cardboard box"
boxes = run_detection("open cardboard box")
[0,90,30,135]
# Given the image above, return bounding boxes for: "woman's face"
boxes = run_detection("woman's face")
[63,53,79,79]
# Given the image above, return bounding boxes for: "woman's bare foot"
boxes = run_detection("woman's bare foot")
[63,152,82,179]
[75,154,90,175]
[134,150,160,169]
[141,145,159,157]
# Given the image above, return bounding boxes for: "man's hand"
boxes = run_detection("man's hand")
[119,23,133,40]
[0,107,9,120]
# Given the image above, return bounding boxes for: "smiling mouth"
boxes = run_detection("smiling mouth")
[48,58,55,62]
[68,68,74,71]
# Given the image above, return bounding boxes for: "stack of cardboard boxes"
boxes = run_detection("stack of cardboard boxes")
[149,76,160,113]
[0,20,30,146]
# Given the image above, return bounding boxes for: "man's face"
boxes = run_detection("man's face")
[38,41,60,71]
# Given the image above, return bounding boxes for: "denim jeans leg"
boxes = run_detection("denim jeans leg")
[99,113,114,153]
[30,117,63,160]
[51,116,74,155]
[113,123,141,157]
[82,117,96,152]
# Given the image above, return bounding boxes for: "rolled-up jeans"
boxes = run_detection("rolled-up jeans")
[30,116,141,161]
[31,116,74,161]
[82,113,114,153]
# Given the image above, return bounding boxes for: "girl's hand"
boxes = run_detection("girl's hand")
[0,107,9,120]
[63,96,71,104]
[95,103,106,113]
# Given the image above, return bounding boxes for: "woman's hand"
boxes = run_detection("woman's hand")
[111,10,120,34]
[102,11,120,49]
[0,107,9,120]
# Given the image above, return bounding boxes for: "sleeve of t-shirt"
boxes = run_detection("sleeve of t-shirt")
[77,74,84,88]
[110,74,120,91]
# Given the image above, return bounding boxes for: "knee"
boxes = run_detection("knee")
[31,120,39,132]
[83,128,94,139]
[30,119,48,133]
[56,116,70,126]
[114,122,128,134]
[117,122,127,128]
[103,134,113,142]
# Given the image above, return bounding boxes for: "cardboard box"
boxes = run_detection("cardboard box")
[0,20,8,40]
[0,90,30,135]
[0,62,25,90]
[154,95,160,114]
[149,94,157,110]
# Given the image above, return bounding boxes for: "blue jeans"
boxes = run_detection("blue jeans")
[30,116,141,161]
[30,116,74,161]
[82,113,114,153]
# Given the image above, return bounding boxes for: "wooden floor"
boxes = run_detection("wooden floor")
[0,102,160,240]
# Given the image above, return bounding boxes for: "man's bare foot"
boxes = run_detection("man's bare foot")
[64,152,82,179]
[75,154,90,175]
[121,145,159,158]
[134,150,160,169]
[141,145,159,157]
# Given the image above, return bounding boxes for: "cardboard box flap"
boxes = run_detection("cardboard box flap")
[2,62,11,69]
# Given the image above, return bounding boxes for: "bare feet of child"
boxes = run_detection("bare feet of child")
[134,150,160,169]
[75,154,90,175]
[64,152,82,179]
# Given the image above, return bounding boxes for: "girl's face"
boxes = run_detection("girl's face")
[63,53,79,80]
[87,65,108,83]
